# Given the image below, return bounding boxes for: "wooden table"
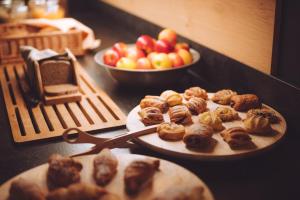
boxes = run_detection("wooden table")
[0,11,299,200]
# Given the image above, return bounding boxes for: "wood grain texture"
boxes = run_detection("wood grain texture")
[0,154,214,200]
[102,0,276,74]
[127,93,287,160]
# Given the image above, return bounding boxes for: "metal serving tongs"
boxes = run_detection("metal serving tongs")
[62,125,158,157]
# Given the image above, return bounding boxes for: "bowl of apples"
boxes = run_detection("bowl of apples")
[94,28,200,87]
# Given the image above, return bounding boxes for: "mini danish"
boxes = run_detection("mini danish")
[230,94,261,112]
[183,123,213,149]
[157,122,185,141]
[247,108,279,123]
[184,87,208,100]
[160,90,183,106]
[185,97,207,115]
[214,107,239,122]
[211,89,237,105]
[198,111,225,131]
[138,107,164,126]
[220,127,253,149]
[140,95,168,113]
[168,105,193,125]
[243,115,273,135]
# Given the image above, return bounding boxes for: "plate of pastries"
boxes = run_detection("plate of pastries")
[127,87,287,160]
[0,149,214,200]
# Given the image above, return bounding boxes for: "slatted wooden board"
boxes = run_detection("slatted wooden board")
[0,62,126,143]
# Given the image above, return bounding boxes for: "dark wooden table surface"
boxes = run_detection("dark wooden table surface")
[0,12,299,200]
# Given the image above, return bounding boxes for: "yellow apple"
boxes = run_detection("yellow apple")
[177,49,193,65]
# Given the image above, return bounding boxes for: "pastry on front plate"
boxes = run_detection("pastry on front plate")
[9,178,46,200]
[185,97,207,115]
[211,89,237,105]
[220,127,253,149]
[47,154,83,189]
[214,107,239,122]
[243,115,273,135]
[153,185,204,200]
[168,105,193,125]
[46,183,109,200]
[198,111,225,131]
[184,87,208,100]
[157,122,185,141]
[183,123,213,149]
[124,159,160,195]
[230,94,261,112]
[247,108,279,123]
[140,95,168,113]
[160,90,183,106]
[93,149,118,186]
[138,107,164,126]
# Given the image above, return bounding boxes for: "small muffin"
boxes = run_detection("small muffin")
[184,87,208,100]
[198,111,225,132]
[247,108,279,123]
[168,105,193,125]
[183,123,213,149]
[140,95,168,113]
[230,94,261,112]
[157,122,185,141]
[185,97,207,115]
[221,127,253,149]
[243,115,273,135]
[138,107,164,126]
[211,89,237,105]
[160,90,183,106]
[214,107,239,122]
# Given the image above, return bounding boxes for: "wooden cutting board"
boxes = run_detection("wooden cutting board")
[0,153,214,200]
[127,93,287,160]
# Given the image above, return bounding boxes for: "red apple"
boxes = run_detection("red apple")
[125,47,145,61]
[151,53,172,69]
[177,49,193,65]
[154,40,173,53]
[175,42,190,52]
[112,42,127,57]
[158,28,177,46]
[136,35,155,54]
[103,49,120,66]
[116,57,137,70]
[136,57,152,69]
[168,52,184,67]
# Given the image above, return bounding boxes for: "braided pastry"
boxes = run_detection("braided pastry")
[138,107,164,126]
[168,105,192,125]
[183,123,213,149]
[183,87,208,100]
[140,95,168,113]
[221,127,253,149]
[185,97,207,115]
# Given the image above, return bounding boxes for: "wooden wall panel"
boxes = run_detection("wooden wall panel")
[101,0,276,74]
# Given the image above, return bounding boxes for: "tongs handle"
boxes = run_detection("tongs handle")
[62,127,107,145]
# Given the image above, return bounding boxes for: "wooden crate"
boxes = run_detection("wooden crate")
[0,23,84,64]
[0,62,126,143]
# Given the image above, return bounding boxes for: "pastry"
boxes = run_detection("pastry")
[46,183,108,200]
[138,107,164,126]
[9,178,46,200]
[211,89,237,105]
[47,154,83,189]
[160,90,183,106]
[198,111,225,131]
[214,107,239,122]
[153,185,204,200]
[220,127,253,149]
[230,94,261,112]
[124,159,160,195]
[247,108,279,123]
[168,105,193,125]
[184,87,208,100]
[93,149,118,186]
[157,122,185,141]
[243,115,273,135]
[183,123,213,149]
[140,95,168,113]
[185,97,207,115]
